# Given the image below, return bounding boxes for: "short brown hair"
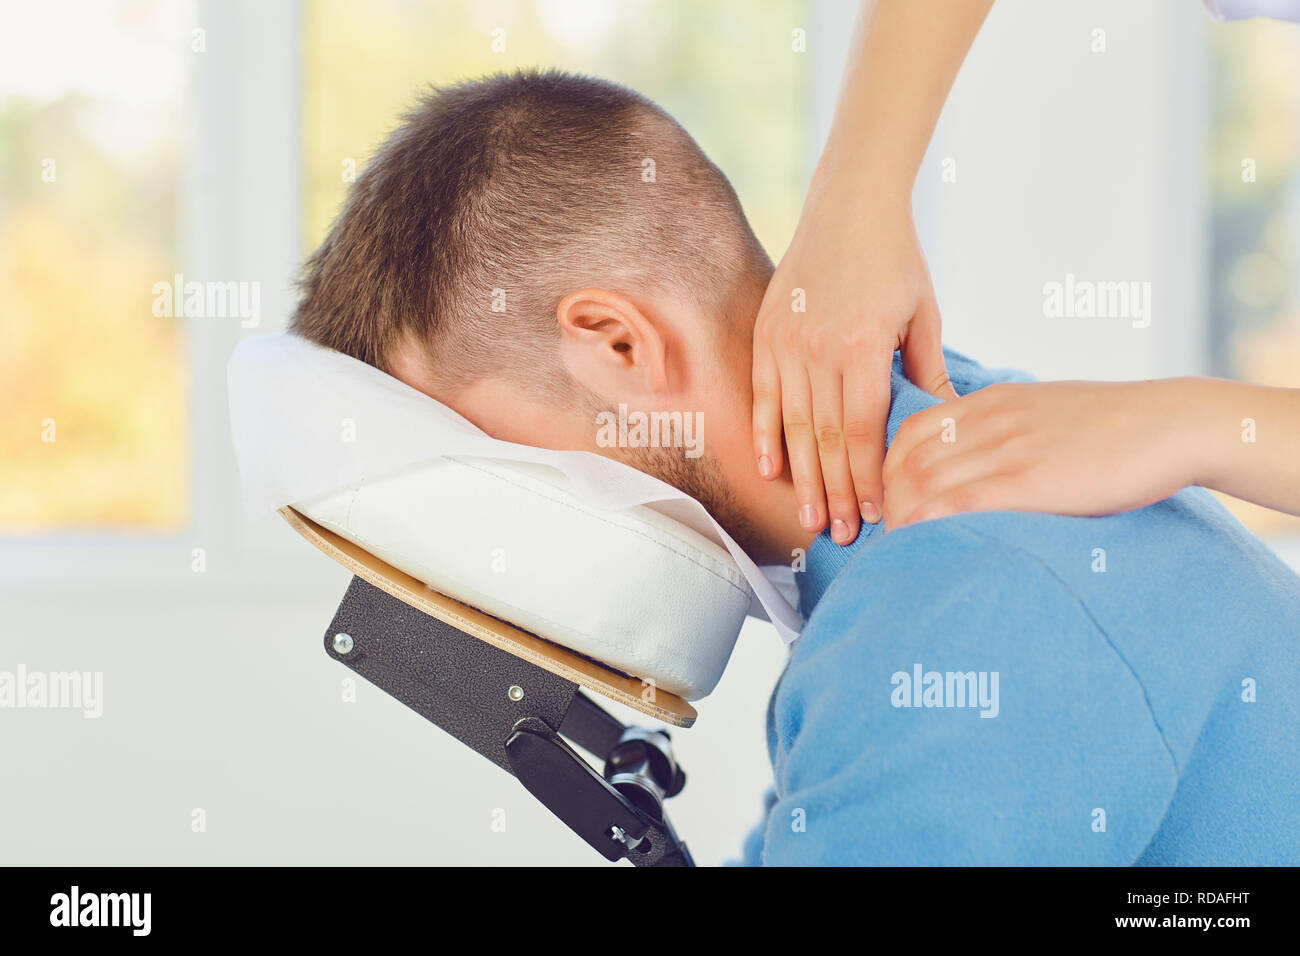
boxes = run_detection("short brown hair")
[292,69,770,400]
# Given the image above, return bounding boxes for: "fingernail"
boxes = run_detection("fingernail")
[758,454,774,478]
[831,518,850,544]
[799,504,818,530]
[860,501,881,524]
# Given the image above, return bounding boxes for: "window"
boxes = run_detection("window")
[0,0,194,534]
[1210,19,1300,540]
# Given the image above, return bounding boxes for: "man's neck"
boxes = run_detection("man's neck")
[728,468,819,566]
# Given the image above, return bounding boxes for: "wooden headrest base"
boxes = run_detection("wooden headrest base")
[278,507,696,727]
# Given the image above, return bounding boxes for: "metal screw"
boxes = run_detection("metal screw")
[332,633,354,654]
[507,684,524,702]
[610,826,628,845]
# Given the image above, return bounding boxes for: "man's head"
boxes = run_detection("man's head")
[293,69,807,563]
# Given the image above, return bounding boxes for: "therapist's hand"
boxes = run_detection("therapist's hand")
[752,190,957,546]
[881,379,1196,529]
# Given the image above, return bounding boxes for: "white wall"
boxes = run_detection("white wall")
[918,0,1209,381]
[0,531,788,866]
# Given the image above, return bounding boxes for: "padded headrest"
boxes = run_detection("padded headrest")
[293,456,752,700]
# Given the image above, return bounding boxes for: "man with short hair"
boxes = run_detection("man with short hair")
[292,69,1300,865]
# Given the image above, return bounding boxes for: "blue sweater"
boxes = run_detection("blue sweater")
[741,349,1300,865]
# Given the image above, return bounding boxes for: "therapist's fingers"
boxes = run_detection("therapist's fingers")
[889,472,1020,530]
[885,400,964,486]
[901,294,959,401]
[885,428,963,495]
[810,368,861,545]
[751,342,785,481]
[884,406,996,527]
[841,340,893,529]
[885,446,1012,529]
[883,377,1002,480]
[883,447,993,530]
[779,359,828,536]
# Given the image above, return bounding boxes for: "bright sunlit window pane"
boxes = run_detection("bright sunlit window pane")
[301,0,807,263]
[0,0,192,534]
[1211,21,1300,539]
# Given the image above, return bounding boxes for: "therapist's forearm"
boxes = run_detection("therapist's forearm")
[1183,379,1300,518]
[812,0,994,207]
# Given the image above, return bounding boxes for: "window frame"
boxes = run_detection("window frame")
[0,0,328,596]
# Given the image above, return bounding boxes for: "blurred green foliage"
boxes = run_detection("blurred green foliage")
[302,0,809,261]
[0,92,188,533]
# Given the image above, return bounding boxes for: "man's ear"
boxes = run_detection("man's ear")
[555,288,670,396]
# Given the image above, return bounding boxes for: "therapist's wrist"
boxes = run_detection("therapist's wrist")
[1179,377,1242,494]
[809,137,917,215]
[799,165,915,250]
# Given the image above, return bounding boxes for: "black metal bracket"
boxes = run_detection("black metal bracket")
[321,575,694,867]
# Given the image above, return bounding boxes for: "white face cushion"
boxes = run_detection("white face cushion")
[293,456,753,700]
